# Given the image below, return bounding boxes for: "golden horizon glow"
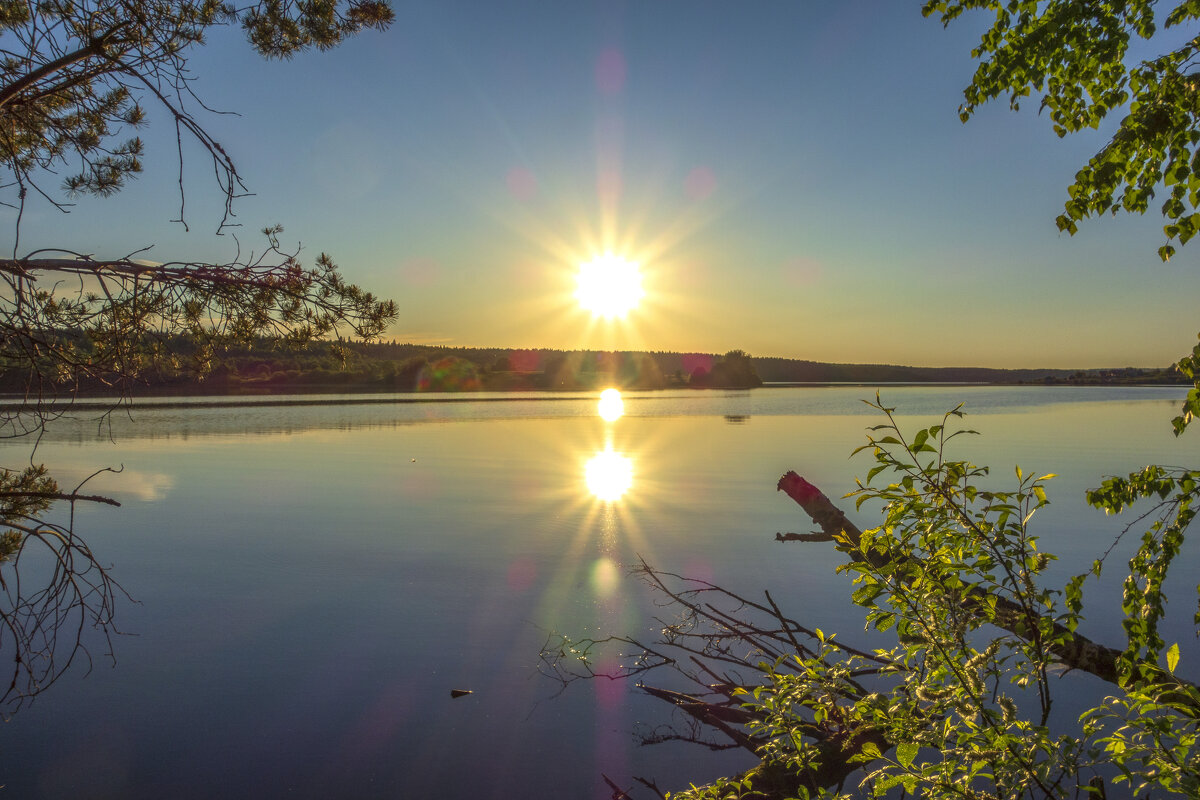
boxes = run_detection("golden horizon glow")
[575,253,644,319]
[585,446,633,502]
[597,388,624,422]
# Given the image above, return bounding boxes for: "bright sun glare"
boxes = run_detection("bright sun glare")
[585,447,633,502]
[597,388,624,422]
[575,254,643,319]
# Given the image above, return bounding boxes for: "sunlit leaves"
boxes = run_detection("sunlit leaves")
[923,1,1200,258]
[669,389,1200,800]
[1081,682,1200,796]
[819,400,1095,797]
[1086,464,1200,673]
[1173,334,1200,435]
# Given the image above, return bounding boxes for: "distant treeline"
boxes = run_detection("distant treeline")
[183,343,766,392]
[750,357,1186,385]
[0,336,1186,397]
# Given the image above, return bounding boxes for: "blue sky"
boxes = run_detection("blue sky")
[8,1,1199,368]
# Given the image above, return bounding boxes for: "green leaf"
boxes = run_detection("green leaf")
[1167,642,1180,673]
[896,741,919,768]
[852,584,883,607]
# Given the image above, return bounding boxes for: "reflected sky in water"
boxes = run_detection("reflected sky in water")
[0,387,1195,798]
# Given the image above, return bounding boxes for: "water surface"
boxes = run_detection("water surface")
[0,386,1194,798]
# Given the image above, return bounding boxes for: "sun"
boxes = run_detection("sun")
[575,253,644,319]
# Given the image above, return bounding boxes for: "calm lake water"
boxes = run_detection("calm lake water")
[0,386,1196,799]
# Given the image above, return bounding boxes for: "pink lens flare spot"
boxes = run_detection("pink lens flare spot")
[506,557,537,592]
[681,557,714,586]
[593,658,628,709]
[595,48,627,95]
[335,681,413,764]
[596,169,622,205]
[681,353,713,375]
[399,258,440,288]
[508,349,540,372]
[684,166,717,200]
[506,167,538,201]
[783,257,824,287]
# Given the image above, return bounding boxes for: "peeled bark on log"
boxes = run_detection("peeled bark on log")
[777,470,1197,702]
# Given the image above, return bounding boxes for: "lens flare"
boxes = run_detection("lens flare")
[597,388,624,422]
[590,557,620,597]
[585,447,633,502]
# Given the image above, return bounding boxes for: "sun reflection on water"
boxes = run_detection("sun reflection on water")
[597,387,624,422]
[585,446,633,502]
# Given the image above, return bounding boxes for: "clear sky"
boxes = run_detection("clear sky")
[7,1,1200,369]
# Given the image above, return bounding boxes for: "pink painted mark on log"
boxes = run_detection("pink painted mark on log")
[777,470,821,506]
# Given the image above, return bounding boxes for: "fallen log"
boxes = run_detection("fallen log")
[777,470,1196,702]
